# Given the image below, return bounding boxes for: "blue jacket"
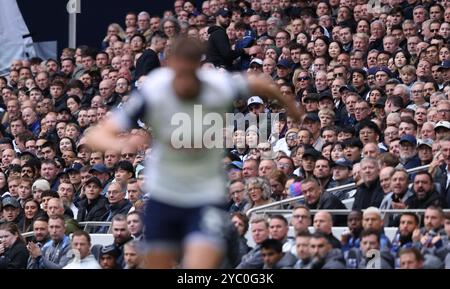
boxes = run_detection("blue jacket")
[27,235,72,269]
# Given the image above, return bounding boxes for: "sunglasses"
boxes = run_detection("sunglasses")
[298,76,310,81]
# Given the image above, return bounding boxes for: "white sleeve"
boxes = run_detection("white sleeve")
[112,89,148,131]
[230,73,250,100]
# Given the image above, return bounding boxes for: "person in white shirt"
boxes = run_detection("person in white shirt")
[85,37,301,269]
[63,231,101,269]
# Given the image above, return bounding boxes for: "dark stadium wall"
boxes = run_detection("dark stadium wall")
[17,0,174,55]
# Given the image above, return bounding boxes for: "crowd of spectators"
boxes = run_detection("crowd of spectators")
[1,0,450,269]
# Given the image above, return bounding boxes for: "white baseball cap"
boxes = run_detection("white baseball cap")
[434,121,450,131]
[247,96,264,106]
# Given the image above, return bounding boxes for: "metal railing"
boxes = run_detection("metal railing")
[79,221,112,232]
[246,164,431,217]
[250,209,450,216]
[21,222,113,238]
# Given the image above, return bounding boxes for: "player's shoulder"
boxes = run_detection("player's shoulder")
[146,67,174,83]
[198,69,245,90]
[140,67,174,95]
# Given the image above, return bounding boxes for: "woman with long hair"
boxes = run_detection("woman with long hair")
[21,198,42,233]
[0,222,29,269]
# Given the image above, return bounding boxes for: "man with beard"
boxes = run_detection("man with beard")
[206,8,248,70]
[398,135,421,170]
[313,157,333,190]
[346,229,394,269]
[391,213,420,256]
[308,232,346,269]
[406,171,447,209]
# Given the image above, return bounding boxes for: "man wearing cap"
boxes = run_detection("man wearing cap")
[98,245,121,269]
[417,139,433,166]
[226,161,243,181]
[1,197,23,227]
[303,113,323,151]
[399,134,421,170]
[275,59,293,81]
[273,128,299,156]
[247,96,265,116]
[248,58,263,74]
[76,177,109,224]
[206,8,248,70]
[90,163,112,196]
[65,163,83,202]
[246,96,272,142]
[435,121,450,140]
[438,60,450,83]
[31,179,50,203]
[329,158,354,201]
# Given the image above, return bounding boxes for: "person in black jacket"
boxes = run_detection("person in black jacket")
[134,32,168,81]
[406,171,448,209]
[103,182,132,222]
[302,177,346,210]
[352,157,384,210]
[76,177,108,224]
[206,8,247,70]
[308,232,346,269]
[0,222,29,269]
[302,177,347,226]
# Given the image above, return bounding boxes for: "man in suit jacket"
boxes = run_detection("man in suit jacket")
[436,137,450,207]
